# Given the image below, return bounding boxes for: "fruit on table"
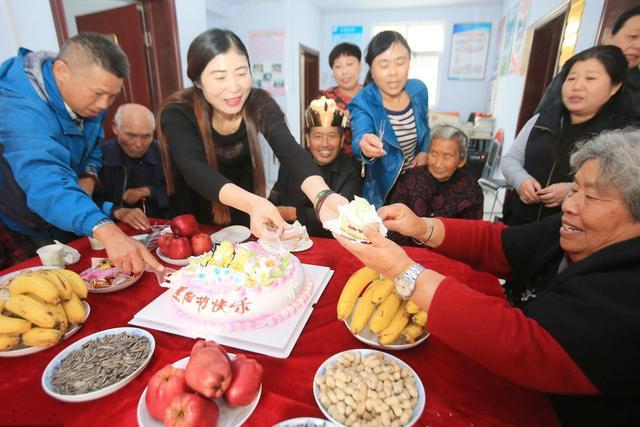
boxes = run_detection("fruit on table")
[170,214,199,238]
[190,233,213,256]
[158,234,175,256]
[337,266,380,320]
[185,343,232,398]
[337,267,428,346]
[164,392,219,427]
[168,237,192,260]
[0,268,88,351]
[224,355,263,407]
[146,364,188,421]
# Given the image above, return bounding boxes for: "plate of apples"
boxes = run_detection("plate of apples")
[137,339,262,427]
[156,215,215,266]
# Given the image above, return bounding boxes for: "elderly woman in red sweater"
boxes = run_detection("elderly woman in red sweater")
[334,128,640,426]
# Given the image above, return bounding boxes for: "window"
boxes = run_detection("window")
[371,22,445,107]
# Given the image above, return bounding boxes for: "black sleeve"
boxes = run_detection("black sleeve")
[148,142,169,211]
[267,166,287,206]
[336,158,364,200]
[160,104,231,203]
[534,73,563,114]
[460,179,484,220]
[260,99,321,191]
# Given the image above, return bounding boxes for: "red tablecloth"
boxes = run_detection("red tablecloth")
[0,228,560,427]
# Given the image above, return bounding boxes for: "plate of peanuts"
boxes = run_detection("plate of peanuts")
[313,349,425,426]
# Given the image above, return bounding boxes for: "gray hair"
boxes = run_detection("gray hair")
[59,32,129,78]
[430,124,469,160]
[113,104,156,130]
[570,127,640,221]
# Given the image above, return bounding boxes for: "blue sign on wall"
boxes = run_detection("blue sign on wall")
[332,26,364,46]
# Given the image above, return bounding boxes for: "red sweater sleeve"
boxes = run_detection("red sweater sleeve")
[435,218,512,278]
[427,277,598,394]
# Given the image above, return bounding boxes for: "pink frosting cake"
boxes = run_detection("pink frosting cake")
[167,241,312,331]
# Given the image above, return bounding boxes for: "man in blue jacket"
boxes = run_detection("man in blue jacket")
[0,32,162,273]
[95,103,168,221]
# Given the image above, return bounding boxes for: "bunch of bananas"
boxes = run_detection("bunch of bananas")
[0,269,88,351]
[337,267,428,346]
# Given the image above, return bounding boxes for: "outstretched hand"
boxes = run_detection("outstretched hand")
[334,225,414,280]
[377,203,424,240]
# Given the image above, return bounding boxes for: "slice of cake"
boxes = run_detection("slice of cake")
[338,196,388,240]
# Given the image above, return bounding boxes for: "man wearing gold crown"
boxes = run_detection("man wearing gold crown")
[268,97,362,237]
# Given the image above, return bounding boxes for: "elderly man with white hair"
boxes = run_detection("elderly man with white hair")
[95,103,168,223]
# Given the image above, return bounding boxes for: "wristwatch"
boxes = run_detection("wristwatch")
[394,263,426,299]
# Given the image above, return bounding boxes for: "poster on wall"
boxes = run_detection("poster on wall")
[331,26,364,48]
[448,23,491,80]
[499,4,518,76]
[509,0,531,75]
[248,30,286,96]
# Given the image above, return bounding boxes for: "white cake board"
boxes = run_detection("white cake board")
[129,264,333,358]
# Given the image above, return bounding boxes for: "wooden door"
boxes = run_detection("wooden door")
[597,0,639,42]
[299,45,319,144]
[76,4,153,140]
[516,10,567,133]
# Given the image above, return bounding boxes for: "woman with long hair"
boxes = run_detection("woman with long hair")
[348,30,430,208]
[158,29,345,236]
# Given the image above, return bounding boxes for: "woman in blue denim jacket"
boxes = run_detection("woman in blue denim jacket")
[349,31,430,208]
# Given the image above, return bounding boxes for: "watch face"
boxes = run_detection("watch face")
[396,279,412,298]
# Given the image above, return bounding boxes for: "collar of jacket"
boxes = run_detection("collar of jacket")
[363,79,425,107]
[627,67,640,91]
[101,139,160,167]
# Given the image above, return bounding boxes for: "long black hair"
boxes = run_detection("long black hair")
[363,31,411,85]
[158,29,268,225]
[560,45,628,86]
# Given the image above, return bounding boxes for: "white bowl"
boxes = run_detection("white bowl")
[211,225,251,244]
[313,349,426,426]
[41,327,155,402]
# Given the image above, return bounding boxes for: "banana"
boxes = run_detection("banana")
[349,285,377,334]
[54,269,88,299]
[0,313,32,334]
[369,292,403,333]
[0,299,5,311]
[378,307,411,345]
[9,275,60,304]
[28,293,68,334]
[412,310,428,326]
[4,295,59,328]
[0,333,21,351]
[22,327,62,347]
[405,300,421,314]
[401,323,425,344]
[337,266,379,320]
[39,270,72,300]
[62,292,86,325]
[368,278,395,304]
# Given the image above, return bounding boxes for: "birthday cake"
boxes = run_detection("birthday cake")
[167,241,312,331]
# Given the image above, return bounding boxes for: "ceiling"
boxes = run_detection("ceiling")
[308,0,501,12]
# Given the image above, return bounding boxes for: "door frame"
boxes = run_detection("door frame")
[299,45,319,145]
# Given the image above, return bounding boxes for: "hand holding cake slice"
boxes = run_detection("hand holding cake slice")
[334,196,388,241]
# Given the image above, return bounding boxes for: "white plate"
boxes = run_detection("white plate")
[41,327,155,402]
[344,298,429,350]
[0,301,90,358]
[81,266,143,294]
[131,233,149,242]
[289,238,313,252]
[156,247,190,267]
[274,417,338,427]
[211,225,252,244]
[136,353,261,427]
[322,219,370,244]
[314,349,425,426]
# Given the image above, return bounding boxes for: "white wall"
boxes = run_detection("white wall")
[492,0,606,159]
[175,0,208,87]
[321,2,503,120]
[0,0,59,60]
[62,0,135,37]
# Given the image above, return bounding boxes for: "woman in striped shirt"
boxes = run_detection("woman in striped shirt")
[348,30,430,208]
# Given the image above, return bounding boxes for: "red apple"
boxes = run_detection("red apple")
[164,392,219,427]
[170,214,199,238]
[168,237,192,259]
[190,233,213,256]
[145,364,188,421]
[185,346,232,398]
[158,234,175,256]
[224,355,263,407]
[190,339,228,359]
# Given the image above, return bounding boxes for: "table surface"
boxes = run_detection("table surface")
[0,225,560,427]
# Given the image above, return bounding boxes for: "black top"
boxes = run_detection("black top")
[268,151,362,237]
[160,89,320,225]
[502,215,640,425]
